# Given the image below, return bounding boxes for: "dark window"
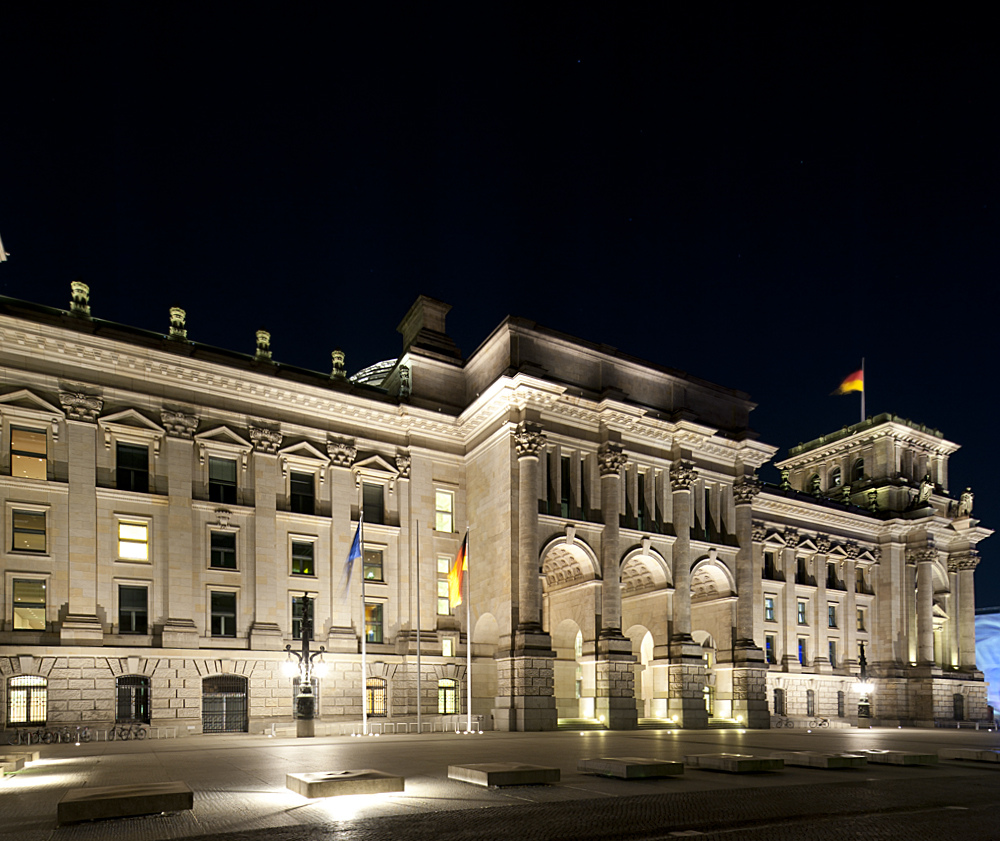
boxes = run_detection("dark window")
[291,595,308,640]
[637,471,646,531]
[7,675,47,726]
[210,531,237,569]
[363,482,384,524]
[764,597,775,621]
[291,540,315,576]
[119,585,148,634]
[560,455,571,518]
[798,638,807,664]
[580,457,590,519]
[827,562,838,588]
[11,509,45,552]
[773,687,785,716]
[829,640,837,665]
[365,602,383,643]
[202,675,248,733]
[116,442,149,493]
[11,426,46,480]
[763,551,776,579]
[12,578,46,630]
[366,677,387,716]
[837,691,846,718]
[953,694,965,721]
[765,634,776,664]
[852,459,865,482]
[828,604,837,628]
[364,548,383,582]
[829,467,842,487]
[290,471,315,515]
[209,457,237,504]
[856,567,866,593]
[796,557,808,584]
[211,591,237,637]
[806,689,815,717]
[116,675,150,723]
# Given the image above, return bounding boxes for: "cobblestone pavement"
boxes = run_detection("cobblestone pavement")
[2,727,999,840]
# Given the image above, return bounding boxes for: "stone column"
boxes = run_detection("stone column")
[59,392,104,644]
[592,441,635,730]
[812,535,831,672]
[952,551,980,670]
[731,476,767,727]
[161,411,200,647]
[249,424,284,649]
[494,422,557,732]
[780,528,800,671]
[844,544,859,669]
[667,460,706,728]
[911,547,937,667]
[326,439,359,652]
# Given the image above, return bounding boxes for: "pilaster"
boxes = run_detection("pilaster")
[731,477,767,726]
[249,423,284,649]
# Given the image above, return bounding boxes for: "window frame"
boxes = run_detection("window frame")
[116,441,151,493]
[438,678,458,714]
[10,507,46,554]
[210,529,238,570]
[363,546,384,583]
[116,515,152,564]
[210,589,238,638]
[290,592,318,640]
[11,576,48,631]
[434,488,454,534]
[764,596,775,622]
[10,425,48,481]
[289,470,317,516]
[827,603,838,628]
[6,675,48,726]
[365,601,384,643]
[118,583,149,635]
[437,554,452,615]
[764,633,776,665]
[289,535,317,577]
[208,456,238,505]
[797,600,808,625]
[362,481,386,525]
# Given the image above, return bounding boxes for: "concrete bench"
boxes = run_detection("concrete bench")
[57,782,193,825]
[685,753,784,773]
[4,750,40,764]
[578,757,684,779]
[940,749,1000,763]
[286,770,404,798]
[858,750,938,766]
[0,755,27,774]
[448,763,559,787]
[771,751,867,769]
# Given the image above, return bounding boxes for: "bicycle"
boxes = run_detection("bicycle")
[75,725,92,743]
[808,717,830,728]
[773,716,794,728]
[110,722,148,741]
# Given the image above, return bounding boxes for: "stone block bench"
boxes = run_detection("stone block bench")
[57,782,193,825]
[685,753,784,773]
[940,748,1000,763]
[857,750,937,766]
[771,751,867,769]
[578,757,684,779]
[0,755,27,774]
[286,770,404,798]
[448,763,559,787]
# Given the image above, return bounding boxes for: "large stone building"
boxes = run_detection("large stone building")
[0,285,991,734]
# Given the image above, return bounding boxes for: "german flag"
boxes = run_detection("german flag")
[835,369,864,394]
[448,533,468,608]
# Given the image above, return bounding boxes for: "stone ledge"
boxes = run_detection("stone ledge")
[578,757,683,779]
[858,750,938,766]
[684,753,784,773]
[940,749,1000,763]
[286,770,404,798]
[448,763,559,787]
[57,782,194,825]
[771,751,867,769]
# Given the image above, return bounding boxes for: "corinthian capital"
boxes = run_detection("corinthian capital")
[514,422,546,458]
[669,459,698,491]
[161,410,198,439]
[783,527,800,548]
[907,547,938,565]
[327,438,358,467]
[732,474,761,505]
[814,534,832,554]
[59,391,103,422]
[597,441,626,476]
[249,423,282,454]
[843,541,860,560]
[948,550,979,572]
[751,521,768,543]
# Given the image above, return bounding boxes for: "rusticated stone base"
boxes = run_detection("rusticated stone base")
[492,631,557,731]
[731,645,769,729]
[595,635,637,730]
[668,641,708,729]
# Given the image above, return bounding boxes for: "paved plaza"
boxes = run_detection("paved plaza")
[3,726,1000,841]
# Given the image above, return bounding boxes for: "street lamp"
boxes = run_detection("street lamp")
[855,640,873,720]
[285,593,326,738]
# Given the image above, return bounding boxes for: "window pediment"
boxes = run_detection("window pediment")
[0,389,64,441]
[99,409,165,455]
[279,441,330,483]
[352,453,400,491]
[195,426,253,470]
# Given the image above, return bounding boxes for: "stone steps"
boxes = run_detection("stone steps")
[557,718,606,731]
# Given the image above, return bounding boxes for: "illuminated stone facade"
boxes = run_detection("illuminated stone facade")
[0,287,991,733]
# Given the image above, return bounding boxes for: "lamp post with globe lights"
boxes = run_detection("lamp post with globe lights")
[284,593,326,737]
[856,640,874,720]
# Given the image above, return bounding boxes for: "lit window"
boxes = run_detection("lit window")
[797,600,807,625]
[366,677,387,716]
[210,531,237,569]
[364,548,383,581]
[857,608,866,632]
[437,555,451,615]
[6,675,47,726]
[116,442,149,493]
[365,602,383,643]
[291,540,315,576]
[442,637,454,657]
[798,638,807,664]
[290,472,315,515]
[765,634,776,664]
[363,482,384,525]
[438,678,458,714]
[764,596,775,622]
[119,585,148,634]
[210,591,237,637]
[12,579,46,630]
[119,522,149,561]
[209,457,237,504]
[435,490,454,533]
[12,509,45,553]
[828,603,838,628]
[10,427,46,480]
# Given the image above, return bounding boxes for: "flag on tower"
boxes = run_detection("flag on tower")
[834,369,864,394]
[448,533,468,608]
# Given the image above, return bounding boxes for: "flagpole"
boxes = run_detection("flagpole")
[415,519,422,735]
[360,509,367,736]
[860,358,866,423]
[466,528,473,734]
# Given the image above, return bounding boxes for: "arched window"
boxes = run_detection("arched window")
[806,689,816,717]
[852,459,865,482]
[773,688,785,716]
[366,677,387,717]
[7,675,47,726]
[116,675,150,724]
[829,467,842,487]
[202,675,248,733]
[438,679,457,714]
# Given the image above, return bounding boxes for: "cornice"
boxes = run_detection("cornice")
[777,421,959,470]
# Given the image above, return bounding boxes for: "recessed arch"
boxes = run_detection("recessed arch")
[541,536,601,591]
[620,546,671,595]
[690,556,736,601]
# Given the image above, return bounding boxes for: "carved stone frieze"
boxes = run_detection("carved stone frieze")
[732,474,761,505]
[843,542,860,560]
[395,451,411,479]
[161,410,198,439]
[249,424,282,454]
[751,521,768,543]
[669,459,697,490]
[59,391,103,422]
[782,527,800,548]
[327,438,358,467]
[515,422,546,458]
[814,534,832,554]
[907,547,937,565]
[215,509,233,529]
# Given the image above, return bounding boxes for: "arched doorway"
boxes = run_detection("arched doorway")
[202,675,248,733]
[551,618,586,719]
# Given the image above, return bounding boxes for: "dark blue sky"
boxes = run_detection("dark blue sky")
[2,4,997,602]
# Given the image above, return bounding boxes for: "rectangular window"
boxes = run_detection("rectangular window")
[118,521,149,561]
[857,608,866,632]
[365,602,383,643]
[11,509,45,553]
[210,591,237,637]
[442,637,454,657]
[210,531,237,569]
[363,482,385,525]
[435,489,453,533]
[119,585,148,634]
[560,455,572,518]
[827,562,838,588]
[765,634,776,664]
[797,600,807,625]
[829,639,837,666]
[798,637,807,664]
[764,596,775,622]
[796,557,808,584]
[363,548,383,582]
[291,595,308,640]
[11,426,46,480]
[291,540,315,576]
[12,578,46,630]
[828,603,838,628]
[856,566,866,593]
[763,551,776,579]
[637,471,646,530]
[208,457,237,504]
[116,442,149,493]
[437,555,451,615]
[290,471,315,515]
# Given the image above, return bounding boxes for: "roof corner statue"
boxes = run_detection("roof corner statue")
[0,284,991,734]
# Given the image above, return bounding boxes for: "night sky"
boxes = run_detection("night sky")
[2,6,997,602]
